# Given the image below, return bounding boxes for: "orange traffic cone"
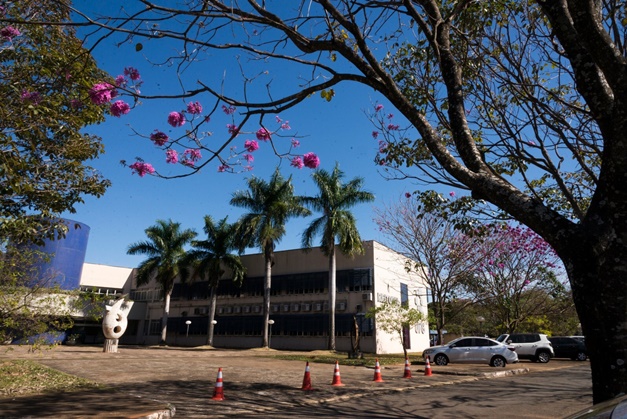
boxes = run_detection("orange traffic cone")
[211,367,225,400]
[424,357,433,377]
[373,358,384,382]
[331,360,344,386]
[403,357,412,378]
[301,361,313,391]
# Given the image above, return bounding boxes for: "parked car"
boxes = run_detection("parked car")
[496,333,554,363]
[548,336,588,361]
[423,336,519,367]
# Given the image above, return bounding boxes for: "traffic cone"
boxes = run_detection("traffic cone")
[424,357,433,377]
[373,358,384,382]
[301,361,313,391]
[211,367,225,400]
[331,360,344,386]
[403,357,412,378]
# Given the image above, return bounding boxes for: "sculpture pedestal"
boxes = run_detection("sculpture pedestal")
[103,338,119,353]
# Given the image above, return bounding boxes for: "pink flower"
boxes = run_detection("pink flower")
[387,123,399,131]
[124,67,141,81]
[129,162,155,177]
[378,140,388,153]
[150,130,169,146]
[186,101,203,115]
[291,156,304,169]
[110,100,130,117]
[184,148,202,162]
[303,152,320,169]
[244,154,254,162]
[375,104,384,112]
[218,164,230,172]
[115,75,127,87]
[244,140,259,152]
[280,121,291,130]
[405,192,411,199]
[222,104,236,115]
[372,131,379,139]
[165,150,178,164]
[387,113,394,119]
[168,111,186,127]
[256,127,271,141]
[21,90,41,104]
[291,139,300,148]
[227,124,239,135]
[1,26,20,40]
[449,191,456,197]
[89,83,117,105]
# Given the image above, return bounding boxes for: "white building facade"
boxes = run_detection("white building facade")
[79,241,430,354]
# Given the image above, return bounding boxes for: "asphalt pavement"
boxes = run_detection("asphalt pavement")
[0,345,573,418]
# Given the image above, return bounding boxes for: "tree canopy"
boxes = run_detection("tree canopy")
[0,1,111,244]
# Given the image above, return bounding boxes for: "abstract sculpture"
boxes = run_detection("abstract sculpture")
[102,297,134,353]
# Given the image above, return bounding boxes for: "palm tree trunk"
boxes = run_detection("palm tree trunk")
[206,285,217,346]
[161,292,171,345]
[328,245,336,351]
[261,248,272,348]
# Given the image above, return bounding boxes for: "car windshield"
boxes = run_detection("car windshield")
[496,334,507,342]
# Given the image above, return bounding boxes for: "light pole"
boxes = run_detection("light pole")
[185,320,192,337]
[477,316,485,336]
[268,319,275,348]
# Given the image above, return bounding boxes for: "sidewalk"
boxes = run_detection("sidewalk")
[1,345,558,418]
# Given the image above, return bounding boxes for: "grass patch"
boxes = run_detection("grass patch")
[0,360,104,397]
[266,352,423,367]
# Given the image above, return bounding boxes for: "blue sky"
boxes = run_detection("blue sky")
[64,3,454,268]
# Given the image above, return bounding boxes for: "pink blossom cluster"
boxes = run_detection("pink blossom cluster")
[150,131,169,146]
[166,149,178,164]
[168,111,186,127]
[89,83,118,105]
[182,149,202,166]
[110,100,130,117]
[245,140,259,152]
[1,26,20,40]
[291,152,320,169]
[187,101,203,115]
[256,127,271,141]
[129,162,155,177]
[21,90,41,104]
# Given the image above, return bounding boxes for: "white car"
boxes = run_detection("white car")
[423,336,519,367]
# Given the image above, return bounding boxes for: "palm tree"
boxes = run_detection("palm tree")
[185,215,246,346]
[302,163,375,351]
[230,169,310,348]
[127,219,196,345]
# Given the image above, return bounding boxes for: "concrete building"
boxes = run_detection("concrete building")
[78,241,431,354]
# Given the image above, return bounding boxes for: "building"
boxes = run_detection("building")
[79,241,430,354]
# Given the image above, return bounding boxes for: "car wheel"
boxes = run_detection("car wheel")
[575,352,587,361]
[536,351,551,363]
[434,354,449,366]
[490,356,506,368]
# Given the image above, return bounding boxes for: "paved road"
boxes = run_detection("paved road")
[0,345,592,418]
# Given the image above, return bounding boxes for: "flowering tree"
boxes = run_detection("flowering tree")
[462,225,567,334]
[0,1,111,243]
[7,0,627,402]
[374,194,484,346]
[366,299,426,360]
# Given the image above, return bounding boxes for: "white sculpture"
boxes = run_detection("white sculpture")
[102,297,134,353]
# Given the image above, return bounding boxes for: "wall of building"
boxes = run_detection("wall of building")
[126,241,430,354]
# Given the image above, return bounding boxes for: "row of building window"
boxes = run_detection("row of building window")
[131,268,373,302]
[147,314,374,337]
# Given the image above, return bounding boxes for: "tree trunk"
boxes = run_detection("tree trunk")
[160,292,171,346]
[328,245,337,351]
[261,246,272,348]
[564,241,627,404]
[206,285,217,346]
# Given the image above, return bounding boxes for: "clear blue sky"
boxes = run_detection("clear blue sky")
[64,4,455,268]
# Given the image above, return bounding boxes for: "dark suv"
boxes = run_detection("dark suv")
[496,333,554,363]
[548,336,588,361]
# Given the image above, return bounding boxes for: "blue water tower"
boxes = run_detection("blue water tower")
[31,219,90,290]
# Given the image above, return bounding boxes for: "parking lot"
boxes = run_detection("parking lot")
[0,345,586,418]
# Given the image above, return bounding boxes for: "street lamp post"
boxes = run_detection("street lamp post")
[268,319,275,348]
[477,316,485,336]
[185,320,192,337]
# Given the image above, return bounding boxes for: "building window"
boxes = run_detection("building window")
[149,320,161,335]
